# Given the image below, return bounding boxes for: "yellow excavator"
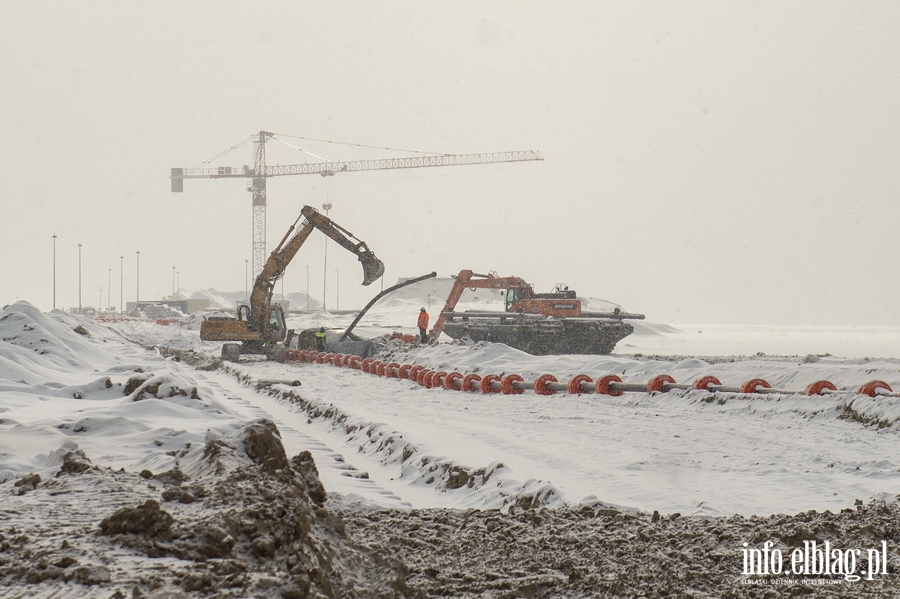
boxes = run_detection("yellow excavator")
[201,205,384,362]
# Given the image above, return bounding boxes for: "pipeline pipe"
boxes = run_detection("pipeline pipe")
[340,271,437,341]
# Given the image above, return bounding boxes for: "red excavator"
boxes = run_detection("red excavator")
[428,270,644,355]
[200,205,384,362]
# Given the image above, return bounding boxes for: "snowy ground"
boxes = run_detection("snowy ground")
[5,289,900,517]
[3,292,900,596]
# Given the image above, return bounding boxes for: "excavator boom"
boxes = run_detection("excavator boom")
[248,205,384,335]
[428,270,531,341]
[201,205,384,360]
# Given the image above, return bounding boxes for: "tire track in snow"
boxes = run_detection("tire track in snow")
[193,369,411,508]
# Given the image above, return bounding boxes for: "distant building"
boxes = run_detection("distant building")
[125,299,210,315]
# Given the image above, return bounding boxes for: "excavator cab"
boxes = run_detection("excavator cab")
[505,287,529,312]
[267,305,287,341]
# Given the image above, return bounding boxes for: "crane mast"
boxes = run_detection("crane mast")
[251,131,270,282]
[171,131,543,278]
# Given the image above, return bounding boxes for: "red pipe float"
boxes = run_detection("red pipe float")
[534,374,558,396]
[461,373,482,391]
[857,380,892,397]
[501,374,524,395]
[480,374,501,393]
[739,378,771,394]
[567,374,592,394]
[444,372,464,390]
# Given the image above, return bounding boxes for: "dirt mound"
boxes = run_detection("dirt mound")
[238,419,291,474]
[100,499,174,537]
[1,419,412,598]
[56,448,96,476]
[341,502,900,598]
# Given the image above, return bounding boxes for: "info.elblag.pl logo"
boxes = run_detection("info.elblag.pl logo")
[741,540,890,583]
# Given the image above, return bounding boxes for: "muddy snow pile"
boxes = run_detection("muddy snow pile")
[2,419,409,597]
[0,302,410,597]
[341,500,900,598]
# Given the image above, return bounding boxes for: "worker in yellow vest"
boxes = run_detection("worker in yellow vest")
[315,327,326,351]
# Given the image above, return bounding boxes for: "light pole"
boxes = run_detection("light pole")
[322,202,331,310]
[78,243,82,312]
[136,250,140,305]
[52,234,57,310]
[107,268,111,311]
[119,255,123,313]
[172,266,176,300]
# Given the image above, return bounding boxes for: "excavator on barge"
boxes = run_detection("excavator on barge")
[428,270,644,355]
[200,205,384,362]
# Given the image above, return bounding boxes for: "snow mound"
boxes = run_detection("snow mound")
[0,302,125,375]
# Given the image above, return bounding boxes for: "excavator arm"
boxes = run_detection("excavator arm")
[247,205,384,335]
[428,270,531,341]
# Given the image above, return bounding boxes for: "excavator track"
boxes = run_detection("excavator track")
[441,314,633,355]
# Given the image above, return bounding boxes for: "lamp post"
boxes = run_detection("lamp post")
[52,234,57,310]
[172,266,176,300]
[119,255,123,314]
[78,243,82,312]
[107,268,111,311]
[322,203,331,310]
[136,250,140,305]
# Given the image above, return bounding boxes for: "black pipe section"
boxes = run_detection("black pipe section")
[340,272,438,341]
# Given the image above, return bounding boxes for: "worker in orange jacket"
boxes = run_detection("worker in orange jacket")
[417,308,429,343]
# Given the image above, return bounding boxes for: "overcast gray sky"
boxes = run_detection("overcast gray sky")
[2,1,898,325]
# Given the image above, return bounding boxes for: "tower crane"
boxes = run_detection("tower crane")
[171,130,543,278]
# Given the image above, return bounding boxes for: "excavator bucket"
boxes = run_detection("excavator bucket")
[359,252,385,286]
